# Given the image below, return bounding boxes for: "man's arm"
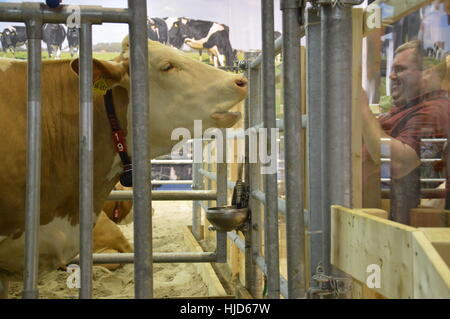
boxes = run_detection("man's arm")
[361,91,421,179]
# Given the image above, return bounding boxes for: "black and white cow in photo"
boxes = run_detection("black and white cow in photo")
[42,24,66,59]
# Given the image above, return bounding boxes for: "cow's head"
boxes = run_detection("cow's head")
[71,36,247,157]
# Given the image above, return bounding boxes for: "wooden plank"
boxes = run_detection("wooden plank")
[410,208,450,227]
[364,0,433,35]
[412,231,450,298]
[352,7,364,209]
[332,205,450,298]
[418,228,450,268]
[331,205,416,298]
[361,208,389,219]
[183,226,228,297]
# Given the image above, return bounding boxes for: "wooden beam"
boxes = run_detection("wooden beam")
[412,231,450,298]
[331,205,450,298]
[418,228,450,268]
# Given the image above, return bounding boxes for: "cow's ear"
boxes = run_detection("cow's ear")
[70,58,129,87]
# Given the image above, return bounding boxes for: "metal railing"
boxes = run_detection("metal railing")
[0,1,150,299]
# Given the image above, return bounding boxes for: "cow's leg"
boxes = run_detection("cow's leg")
[56,46,61,59]
[0,279,8,299]
[198,49,203,62]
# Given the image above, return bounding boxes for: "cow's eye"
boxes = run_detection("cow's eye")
[161,63,174,72]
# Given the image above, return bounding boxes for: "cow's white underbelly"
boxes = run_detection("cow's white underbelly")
[0,216,82,281]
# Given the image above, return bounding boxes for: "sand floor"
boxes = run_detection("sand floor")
[8,201,210,299]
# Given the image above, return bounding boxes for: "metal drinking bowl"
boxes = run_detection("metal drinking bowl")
[206,206,249,232]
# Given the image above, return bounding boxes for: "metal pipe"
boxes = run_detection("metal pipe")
[151,160,193,164]
[151,180,192,185]
[306,5,324,292]
[128,0,151,299]
[0,3,129,24]
[108,190,216,201]
[216,129,228,263]
[198,169,236,190]
[22,3,42,299]
[243,51,254,297]
[251,190,286,215]
[281,0,306,299]
[78,22,94,300]
[248,61,263,298]
[71,252,217,264]
[261,0,280,299]
[320,1,354,291]
[192,157,203,239]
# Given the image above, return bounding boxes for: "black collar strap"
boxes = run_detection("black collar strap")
[104,89,133,187]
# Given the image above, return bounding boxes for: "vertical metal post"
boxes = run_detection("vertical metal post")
[248,64,263,298]
[320,1,353,283]
[216,129,228,263]
[281,0,306,299]
[22,3,43,299]
[192,144,203,239]
[78,22,94,299]
[261,0,280,299]
[128,0,152,299]
[306,6,324,290]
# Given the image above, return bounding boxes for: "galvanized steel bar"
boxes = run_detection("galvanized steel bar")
[261,0,280,299]
[248,57,263,298]
[0,3,129,24]
[320,1,354,284]
[128,0,152,299]
[151,160,193,164]
[281,0,306,299]
[306,6,324,291]
[243,51,255,296]
[22,3,42,299]
[72,252,217,264]
[251,189,286,215]
[108,190,216,201]
[192,157,203,239]
[78,22,94,300]
[216,129,228,263]
[198,168,236,190]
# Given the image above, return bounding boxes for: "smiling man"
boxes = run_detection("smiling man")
[362,40,450,223]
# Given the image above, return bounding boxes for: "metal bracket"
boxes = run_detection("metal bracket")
[22,2,43,39]
[308,264,353,298]
[280,0,306,26]
[316,0,364,6]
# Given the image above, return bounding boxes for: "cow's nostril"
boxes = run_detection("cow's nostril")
[235,78,248,88]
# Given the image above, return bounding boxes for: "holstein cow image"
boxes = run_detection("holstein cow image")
[42,24,66,59]
[67,27,79,58]
[148,17,235,67]
[178,18,236,67]
[0,36,247,296]
[147,17,168,44]
[0,26,27,55]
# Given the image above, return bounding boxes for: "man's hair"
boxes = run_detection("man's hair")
[395,40,424,70]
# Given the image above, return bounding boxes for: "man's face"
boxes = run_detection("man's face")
[390,48,423,106]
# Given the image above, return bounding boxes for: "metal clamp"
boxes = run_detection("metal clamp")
[22,2,43,39]
[316,0,364,6]
[309,264,353,298]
